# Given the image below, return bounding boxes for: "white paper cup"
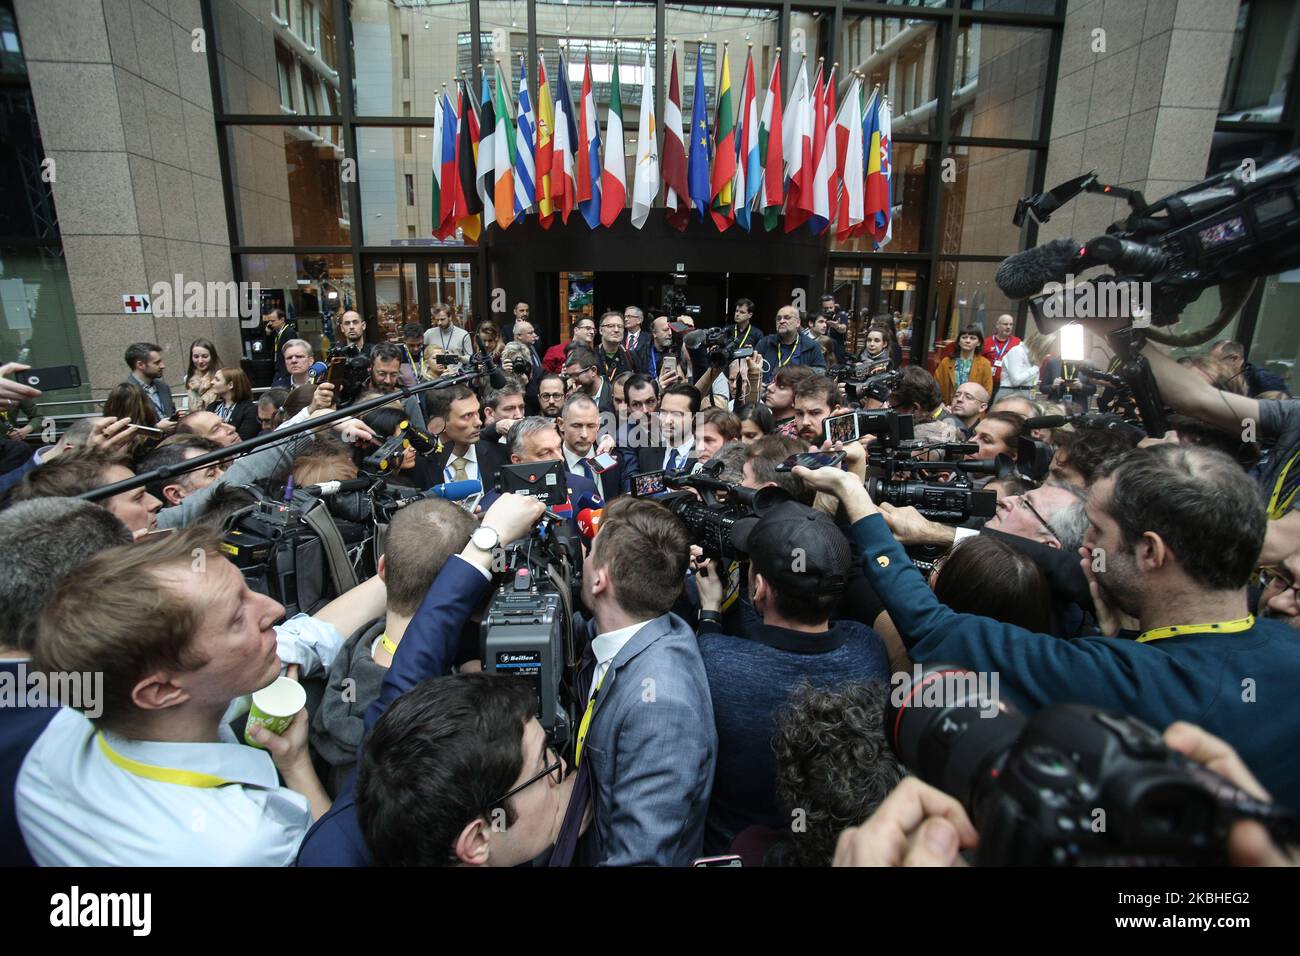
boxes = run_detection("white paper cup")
[244,676,306,748]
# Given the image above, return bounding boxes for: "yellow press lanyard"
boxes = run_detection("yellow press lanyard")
[379,632,399,656]
[734,325,752,348]
[1268,447,1300,519]
[1136,614,1254,644]
[97,732,235,788]
[776,341,795,367]
[573,669,607,768]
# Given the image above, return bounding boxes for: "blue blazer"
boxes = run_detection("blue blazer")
[575,612,718,866]
[297,555,493,866]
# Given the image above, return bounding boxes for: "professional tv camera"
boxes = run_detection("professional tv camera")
[633,459,790,562]
[685,326,756,370]
[479,494,584,748]
[998,151,1300,437]
[830,363,900,403]
[321,345,374,405]
[867,437,999,525]
[887,663,1299,865]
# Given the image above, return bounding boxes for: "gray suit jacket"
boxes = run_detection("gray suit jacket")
[577,612,717,867]
[122,374,175,417]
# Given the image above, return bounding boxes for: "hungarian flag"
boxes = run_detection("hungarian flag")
[492,61,518,229]
[434,89,460,238]
[476,72,496,228]
[782,58,813,232]
[834,75,864,242]
[709,46,736,231]
[536,56,555,227]
[663,46,690,231]
[577,54,602,229]
[687,48,711,223]
[454,79,481,242]
[733,48,760,232]
[756,52,783,232]
[630,51,658,230]
[807,63,834,235]
[600,51,626,227]
[514,57,537,218]
[552,53,579,224]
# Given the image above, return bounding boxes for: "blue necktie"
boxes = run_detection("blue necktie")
[666,449,680,472]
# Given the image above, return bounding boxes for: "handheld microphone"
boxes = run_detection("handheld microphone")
[308,360,329,383]
[576,507,605,539]
[389,478,483,510]
[994,237,1085,299]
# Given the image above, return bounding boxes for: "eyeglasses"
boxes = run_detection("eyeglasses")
[1260,565,1300,597]
[1017,494,1058,543]
[486,744,564,814]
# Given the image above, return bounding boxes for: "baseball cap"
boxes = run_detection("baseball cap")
[730,501,852,595]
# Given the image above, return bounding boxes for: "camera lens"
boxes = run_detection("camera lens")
[886,662,1025,812]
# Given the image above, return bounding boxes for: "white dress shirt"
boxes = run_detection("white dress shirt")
[663,437,695,471]
[443,443,479,484]
[564,444,604,499]
[15,614,343,866]
[587,619,654,702]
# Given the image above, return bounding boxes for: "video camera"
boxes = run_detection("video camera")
[685,326,755,370]
[829,363,900,403]
[1002,150,1300,329]
[322,345,374,406]
[859,412,997,524]
[638,459,790,562]
[888,663,1299,865]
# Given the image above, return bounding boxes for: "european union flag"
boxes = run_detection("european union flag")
[687,51,712,222]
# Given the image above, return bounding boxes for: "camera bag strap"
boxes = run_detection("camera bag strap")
[302,501,359,596]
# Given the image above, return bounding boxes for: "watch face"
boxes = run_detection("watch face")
[472,527,498,550]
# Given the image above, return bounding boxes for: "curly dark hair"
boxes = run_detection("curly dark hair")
[769,681,903,867]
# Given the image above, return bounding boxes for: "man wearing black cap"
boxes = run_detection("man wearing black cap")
[692,501,890,855]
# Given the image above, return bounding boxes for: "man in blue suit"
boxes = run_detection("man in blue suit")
[552,496,717,866]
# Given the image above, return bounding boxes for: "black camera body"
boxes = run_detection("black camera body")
[323,346,374,406]
[866,414,997,523]
[657,462,790,562]
[830,363,899,404]
[888,664,1298,865]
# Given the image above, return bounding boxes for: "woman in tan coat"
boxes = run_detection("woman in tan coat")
[935,324,994,406]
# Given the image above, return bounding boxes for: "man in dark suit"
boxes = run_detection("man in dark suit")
[625,383,700,484]
[559,392,623,502]
[425,384,489,491]
[123,341,177,422]
[477,418,604,534]
[264,309,297,388]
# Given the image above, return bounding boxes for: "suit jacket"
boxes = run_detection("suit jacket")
[426,438,506,492]
[209,398,260,441]
[576,612,717,866]
[123,374,175,418]
[566,448,625,502]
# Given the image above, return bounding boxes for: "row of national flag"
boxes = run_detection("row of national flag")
[430,48,895,245]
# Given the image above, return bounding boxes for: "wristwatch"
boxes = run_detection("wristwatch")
[470,526,501,553]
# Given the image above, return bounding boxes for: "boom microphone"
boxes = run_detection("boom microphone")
[1023,415,1070,430]
[995,237,1084,299]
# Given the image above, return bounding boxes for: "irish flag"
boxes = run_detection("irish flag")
[493,61,518,229]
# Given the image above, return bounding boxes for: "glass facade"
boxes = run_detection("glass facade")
[0,0,89,413]
[209,0,1069,361]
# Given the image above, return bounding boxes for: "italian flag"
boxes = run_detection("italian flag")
[599,51,626,227]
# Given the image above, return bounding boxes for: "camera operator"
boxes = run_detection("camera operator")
[312,498,478,793]
[968,410,1024,461]
[1139,341,1300,565]
[887,367,965,439]
[0,499,133,867]
[16,525,387,865]
[512,319,544,377]
[792,376,849,448]
[1258,552,1300,632]
[1210,340,1288,398]
[818,293,851,364]
[949,382,990,438]
[257,388,288,432]
[137,436,225,506]
[335,310,370,358]
[764,365,817,439]
[297,492,550,866]
[423,303,473,363]
[367,343,427,432]
[757,306,826,383]
[549,497,716,867]
[692,501,889,854]
[695,408,741,464]
[722,298,760,351]
[800,445,1300,810]
[1048,425,1141,489]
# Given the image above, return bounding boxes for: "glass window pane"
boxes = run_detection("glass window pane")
[351,0,470,117]
[212,0,340,115]
[428,260,476,326]
[1237,273,1300,395]
[938,146,1036,255]
[830,143,930,253]
[357,126,473,246]
[950,22,1051,141]
[842,16,940,135]
[789,10,834,71]
[239,253,356,369]
[227,125,350,245]
[960,0,1058,13]
[663,4,779,120]
[0,246,90,409]
[1220,0,1300,121]
[928,259,1015,369]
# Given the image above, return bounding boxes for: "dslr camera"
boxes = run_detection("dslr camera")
[888,663,1298,865]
